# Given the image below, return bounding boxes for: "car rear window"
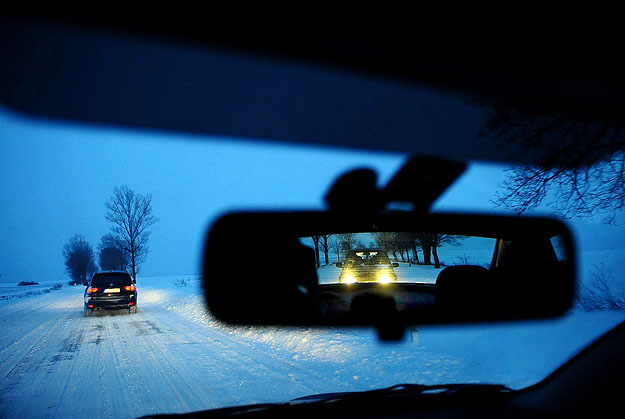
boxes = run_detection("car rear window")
[346,250,391,265]
[91,274,132,287]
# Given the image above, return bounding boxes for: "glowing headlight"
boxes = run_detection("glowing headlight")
[378,274,392,284]
[343,274,356,284]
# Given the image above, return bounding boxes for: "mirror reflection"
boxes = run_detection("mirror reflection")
[298,231,568,322]
[300,233,497,285]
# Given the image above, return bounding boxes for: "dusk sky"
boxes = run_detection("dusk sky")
[0,21,523,285]
[3,21,624,287]
[3,103,624,286]
[0,105,513,284]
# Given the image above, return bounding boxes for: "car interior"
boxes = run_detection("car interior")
[1,13,624,418]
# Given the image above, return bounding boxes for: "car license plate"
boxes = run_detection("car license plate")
[104,288,120,293]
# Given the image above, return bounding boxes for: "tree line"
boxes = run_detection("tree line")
[63,186,158,285]
[309,232,462,269]
[373,232,462,269]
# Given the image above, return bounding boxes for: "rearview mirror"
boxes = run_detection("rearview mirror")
[203,211,575,337]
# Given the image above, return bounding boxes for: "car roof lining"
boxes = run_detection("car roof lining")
[1,15,624,165]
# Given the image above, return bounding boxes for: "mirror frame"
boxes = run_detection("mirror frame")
[202,211,576,329]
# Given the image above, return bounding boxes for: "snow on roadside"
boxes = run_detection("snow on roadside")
[0,280,66,305]
[2,272,623,413]
[140,275,625,390]
[5,274,617,392]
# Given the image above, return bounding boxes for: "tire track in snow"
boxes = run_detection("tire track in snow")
[145,308,350,402]
[0,289,89,417]
[164,309,355,395]
[1,285,351,418]
[1,291,83,390]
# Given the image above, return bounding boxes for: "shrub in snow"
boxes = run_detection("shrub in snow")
[17,281,38,286]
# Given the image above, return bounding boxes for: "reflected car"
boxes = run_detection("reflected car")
[337,248,399,284]
[84,271,137,316]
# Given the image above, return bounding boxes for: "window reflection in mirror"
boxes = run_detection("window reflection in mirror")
[299,233,497,285]
[296,230,569,322]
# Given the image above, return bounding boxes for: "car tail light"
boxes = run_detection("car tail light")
[124,285,136,292]
[129,302,134,306]
[87,287,99,293]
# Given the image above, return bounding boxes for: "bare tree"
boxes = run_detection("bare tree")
[474,98,625,223]
[105,186,158,282]
[329,236,343,263]
[401,232,421,264]
[578,264,625,310]
[415,233,463,268]
[319,234,332,266]
[97,233,128,271]
[374,232,421,264]
[310,235,321,268]
[373,232,398,260]
[338,233,358,255]
[63,235,97,285]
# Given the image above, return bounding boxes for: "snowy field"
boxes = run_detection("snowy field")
[0,274,624,418]
[0,281,65,305]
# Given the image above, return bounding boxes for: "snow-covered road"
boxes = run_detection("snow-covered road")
[0,282,345,418]
[2,276,624,419]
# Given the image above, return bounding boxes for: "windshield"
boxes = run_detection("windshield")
[91,274,133,287]
[2,30,625,419]
[347,250,390,265]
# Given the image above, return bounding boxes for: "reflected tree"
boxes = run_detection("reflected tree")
[416,234,463,269]
[373,232,397,260]
[309,235,333,267]
[319,234,332,266]
[310,235,321,268]
[329,236,343,263]
[375,232,461,268]
[374,232,418,263]
[337,233,359,258]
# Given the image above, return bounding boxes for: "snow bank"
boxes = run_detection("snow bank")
[3,274,622,392]
[0,280,65,306]
[140,275,625,390]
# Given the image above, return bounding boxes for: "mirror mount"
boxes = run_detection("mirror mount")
[324,156,466,215]
[324,168,384,213]
[382,156,466,212]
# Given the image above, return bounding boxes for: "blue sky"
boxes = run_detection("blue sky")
[0,106,511,283]
[3,105,623,285]
[0,107,409,282]
[2,21,623,286]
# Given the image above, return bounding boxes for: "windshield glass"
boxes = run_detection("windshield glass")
[91,274,133,287]
[1,29,625,419]
[2,108,624,418]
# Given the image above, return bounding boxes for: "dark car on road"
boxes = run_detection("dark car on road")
[84,271,137,316]
[337,248,399,284]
